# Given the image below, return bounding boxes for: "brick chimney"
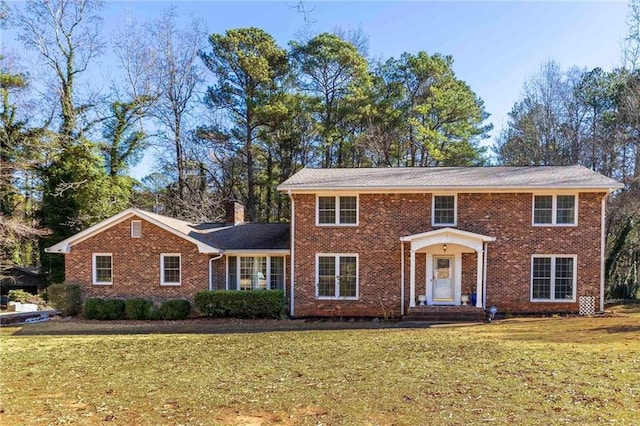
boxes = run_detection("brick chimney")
[226,200,245,225]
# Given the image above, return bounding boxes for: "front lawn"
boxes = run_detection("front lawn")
[1,311,639,425]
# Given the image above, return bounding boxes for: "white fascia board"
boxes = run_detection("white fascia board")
[278,185,623,194]
[400,227,496,243]
[223,249,291,255]
[44,208,221,254]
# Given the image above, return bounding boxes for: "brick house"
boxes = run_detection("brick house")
[47,165,622,317]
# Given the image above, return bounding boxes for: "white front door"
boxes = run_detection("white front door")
[433,256,454,302]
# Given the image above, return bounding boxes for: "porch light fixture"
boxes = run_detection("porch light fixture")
[442,244,447,252]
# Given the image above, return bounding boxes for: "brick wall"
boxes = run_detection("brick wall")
[65,215,211,304]
[292,192,605,317]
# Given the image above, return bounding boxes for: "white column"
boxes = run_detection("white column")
[409,249,416,308]
[476,250,484,308]
[400,242,405,316]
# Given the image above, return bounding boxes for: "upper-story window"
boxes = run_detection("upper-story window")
[432,195,457,226]
[533,195,577,225]
[317,195,358,226]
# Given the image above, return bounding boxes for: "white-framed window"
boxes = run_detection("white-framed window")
[315,254,358,299]
[131,220,142,238]
[531,255,577,302]
[226,256,286,291]
[316,195,358,226]
[432,194,457,226]
[161,253,181,286]
[92,253,113,285]
[533,194,577,225]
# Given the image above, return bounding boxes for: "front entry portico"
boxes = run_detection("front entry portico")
[401,228,496,309]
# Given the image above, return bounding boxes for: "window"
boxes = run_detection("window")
[92,254,112,285]
[161,254,181,285]
[317,195,358,225]
[432,195,456,226]
[131,220,142,238]
[227,256,286,290]
[533,195,577,225]
[531,255,576,301]
[316,254,358,299]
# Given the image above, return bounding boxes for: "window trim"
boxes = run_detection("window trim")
[131,220,142,238]
[530,254,577,302]
[315,194,359,226]
[431,194,458,227]
[160,253,182,286]
[315,253,359,300]
[532,194,578,226]
[225,255,287,291]
[92,253,113,285]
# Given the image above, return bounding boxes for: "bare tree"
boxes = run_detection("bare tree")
[148,8,206,211]
[14,0,104,144]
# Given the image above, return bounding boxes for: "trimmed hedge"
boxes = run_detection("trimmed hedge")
[125,299,155,320]
[157,299,191,320]
[47,284,82,316]
[194,290,285,319]
[85,298,126,320]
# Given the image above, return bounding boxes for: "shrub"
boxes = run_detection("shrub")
[8,289,32,303]
[157,299,191,320]
[194,290,285,319]
[84,298,126,320]
[125,298,155,320]
[47,284,82,316]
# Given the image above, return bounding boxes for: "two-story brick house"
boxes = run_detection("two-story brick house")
[277,165,623,317]
[46,165,622,318]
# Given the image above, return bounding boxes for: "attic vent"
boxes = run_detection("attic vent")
[131,220,142,238]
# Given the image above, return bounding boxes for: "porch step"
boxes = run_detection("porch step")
[404,306,486,322]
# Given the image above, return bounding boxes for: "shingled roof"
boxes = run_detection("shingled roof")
[277,165,624,191]
[199,223,290,251]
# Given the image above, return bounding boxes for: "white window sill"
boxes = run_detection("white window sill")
[530,298,576,303]
[532,223,577,227]
[92,282,112,286]
[316,223,359,227]
[160,283,181,286]
[432,223,456,227]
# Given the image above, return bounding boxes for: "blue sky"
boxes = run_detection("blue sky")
[1,1,630,178]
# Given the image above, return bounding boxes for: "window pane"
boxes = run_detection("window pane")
[163,255,180,283]
[95,255,112,282]
[318,256,336,297]
[556,196,575,224]
[318,197,336,224]
[534,196,553,224]
[532,257,551,299]
[554,257,574,299]
[434,196,455,224]
[338,256,357,297]
[339,196,357,224]
[228,256,238,290]
[240,257,267,290]
[270,257,284,290]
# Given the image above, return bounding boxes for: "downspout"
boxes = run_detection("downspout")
[600,193,607,312]
[400,241,405,316]
[483,242,488,309]
[288,190,295,317]
[209,252,224,291]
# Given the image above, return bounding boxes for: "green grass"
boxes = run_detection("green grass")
[1,309,639,425]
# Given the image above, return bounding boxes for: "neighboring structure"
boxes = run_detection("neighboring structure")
[0,267,48,296]
[46,165,623,317]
